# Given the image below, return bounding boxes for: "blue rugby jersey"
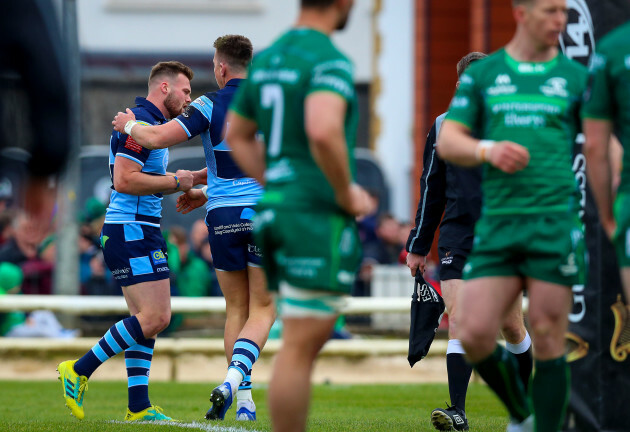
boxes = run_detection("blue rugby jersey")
[105,97,169,227]
[174,79,262,211]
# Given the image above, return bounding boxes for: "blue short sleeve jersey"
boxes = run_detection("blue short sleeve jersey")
[105,97,169,227]
[174,78,262,211]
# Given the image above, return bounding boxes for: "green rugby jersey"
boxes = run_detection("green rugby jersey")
[582,21,630,195]
[446,48,587,216]
[230,28,358,212]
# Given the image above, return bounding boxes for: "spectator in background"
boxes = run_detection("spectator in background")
[189,218,220,296]
[0,261,79,338]
[168,225,212,297]
[0,262,26,336]
[0,211,42,265]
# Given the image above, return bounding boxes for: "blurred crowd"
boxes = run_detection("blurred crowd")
[0,186,416,337]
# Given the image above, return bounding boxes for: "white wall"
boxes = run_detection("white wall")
[373,0,414,221]
[77,0,373,82]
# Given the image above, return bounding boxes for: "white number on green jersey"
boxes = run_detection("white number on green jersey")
[261,84,284,157]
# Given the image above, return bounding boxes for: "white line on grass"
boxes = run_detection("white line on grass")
[110,420,260,432]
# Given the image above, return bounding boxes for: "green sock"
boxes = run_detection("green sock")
[531,356,569,432]
[473,344,531,422]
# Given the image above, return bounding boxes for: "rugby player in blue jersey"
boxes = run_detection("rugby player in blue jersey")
[57,61,196,422]
[112,35,274,422]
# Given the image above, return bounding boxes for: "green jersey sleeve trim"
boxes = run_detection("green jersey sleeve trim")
[442,117,473,131]
[229,106,255,122]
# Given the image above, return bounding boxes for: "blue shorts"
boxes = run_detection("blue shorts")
[101,223,170,288]
[206,206,262,271]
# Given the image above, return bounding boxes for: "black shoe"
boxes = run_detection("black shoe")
[431,405,469,431]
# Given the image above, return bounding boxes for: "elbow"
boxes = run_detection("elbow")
[583,139,605,163]
[435,141,450,160]
[307,126,342,151]
[113,177,132,195]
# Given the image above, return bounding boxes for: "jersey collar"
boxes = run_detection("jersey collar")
[135,97,167,121]
[504,49,559,75]
[225,78,244,88]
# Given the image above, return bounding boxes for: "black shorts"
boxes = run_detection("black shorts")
[438,246,470,281]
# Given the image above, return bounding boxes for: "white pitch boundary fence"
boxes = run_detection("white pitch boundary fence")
[0,265,527,367]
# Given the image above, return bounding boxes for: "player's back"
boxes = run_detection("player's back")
[242,28,358,212]
[176,82,262,211]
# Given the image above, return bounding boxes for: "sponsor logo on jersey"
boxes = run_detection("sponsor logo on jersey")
[540,77,569,98]
[517,63,548,74]
[111,268,130,275]
[151,249,167,265]
[487,74,517,96]
[124,136,143,154]
[337,270,355,284]
[156,266,169,272]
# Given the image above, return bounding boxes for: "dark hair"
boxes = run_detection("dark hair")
[512,0,534,6]
[148,61,194,89]
[301,0,336,7]
[213,35,253,72]
[456,52,487,77]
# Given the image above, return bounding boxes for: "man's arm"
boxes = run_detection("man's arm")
[305,91,370,217]
[113,156,193,196]
[437,120,530,173]
[406,121,447,276]
[226,110,266,184]
[584,118,615,237]
[112,108,188,150]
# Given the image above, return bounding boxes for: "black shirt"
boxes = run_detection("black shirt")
[406,113,482,255]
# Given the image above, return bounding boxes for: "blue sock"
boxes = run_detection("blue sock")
[125,337,155,413]
[229,339,260,383]
[74,316,144,378]
[239,374,252,391]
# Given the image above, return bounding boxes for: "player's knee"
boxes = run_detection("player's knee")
[145,311,171,335]
[458,325,495,360]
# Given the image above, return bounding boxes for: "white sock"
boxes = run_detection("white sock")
[237,389,253,402]
[505,331,531,355]
[224,367,244,393]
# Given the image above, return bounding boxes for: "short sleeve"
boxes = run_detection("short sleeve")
[113,119,152,166]
[445,71,480,131]
[175,99,211,138]
[582,51,614,121]
[306,58,355,102]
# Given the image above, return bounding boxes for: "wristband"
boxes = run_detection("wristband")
[475,140,496,162]
[124,120,138,136]
[201,185,208,198]
[172,175,180,191]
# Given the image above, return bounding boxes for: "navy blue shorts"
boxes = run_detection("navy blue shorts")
[206,206,262,271]
[438,246,470,281]
[101,223,170,287]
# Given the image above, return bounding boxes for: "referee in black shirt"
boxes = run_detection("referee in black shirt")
[405,52,532,432]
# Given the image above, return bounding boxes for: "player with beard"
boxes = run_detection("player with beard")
[57,61,197,422]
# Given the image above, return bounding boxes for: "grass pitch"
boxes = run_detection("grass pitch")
[0,380,509,431]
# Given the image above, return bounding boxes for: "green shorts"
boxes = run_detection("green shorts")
[613,192,630,267]
[253,206,361,296]
[463,213,586,286]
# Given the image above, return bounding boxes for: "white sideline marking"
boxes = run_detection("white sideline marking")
[110,420,260,432]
